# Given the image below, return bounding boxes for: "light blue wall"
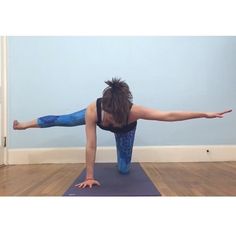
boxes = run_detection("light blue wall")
[8,36,236,148]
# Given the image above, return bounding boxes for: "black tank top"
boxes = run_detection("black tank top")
[96,98,137,133]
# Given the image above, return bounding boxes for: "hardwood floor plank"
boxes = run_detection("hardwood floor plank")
[0,164,85,196]
[141,162,236,196]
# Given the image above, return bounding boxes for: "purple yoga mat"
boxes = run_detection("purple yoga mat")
[64,163,161,196]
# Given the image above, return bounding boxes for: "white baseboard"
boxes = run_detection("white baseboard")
[7,145,236,165]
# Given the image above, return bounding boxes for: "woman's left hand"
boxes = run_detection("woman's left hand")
[205,109,232,118]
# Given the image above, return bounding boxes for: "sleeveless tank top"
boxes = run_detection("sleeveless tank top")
[96,98,137,133]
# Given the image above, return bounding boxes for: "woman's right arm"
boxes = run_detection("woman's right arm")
[75,103,100,189]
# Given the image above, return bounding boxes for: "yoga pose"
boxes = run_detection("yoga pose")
[13,78,232,188]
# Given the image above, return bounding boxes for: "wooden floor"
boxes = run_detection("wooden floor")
[0,162,236,196]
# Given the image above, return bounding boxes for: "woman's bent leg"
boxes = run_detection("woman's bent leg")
[114,127,136,174]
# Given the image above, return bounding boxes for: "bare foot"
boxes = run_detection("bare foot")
[13,120,26,130]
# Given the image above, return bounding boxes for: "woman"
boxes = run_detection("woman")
[13,78,232,188]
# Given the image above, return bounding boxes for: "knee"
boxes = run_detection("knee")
[117,163,130,174]
[38,116,59,128]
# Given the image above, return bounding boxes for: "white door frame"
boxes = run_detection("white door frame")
[0,36,8,165]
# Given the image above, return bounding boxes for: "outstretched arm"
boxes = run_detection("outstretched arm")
[131,105,232,122]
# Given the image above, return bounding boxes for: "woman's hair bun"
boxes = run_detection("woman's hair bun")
[105,77,123,90]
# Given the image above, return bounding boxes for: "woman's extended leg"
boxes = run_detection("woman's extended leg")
[13,108,86,130]
[114,127,136,174]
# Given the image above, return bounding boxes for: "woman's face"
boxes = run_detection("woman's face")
[106,113,113,121]
[105,112,122,127]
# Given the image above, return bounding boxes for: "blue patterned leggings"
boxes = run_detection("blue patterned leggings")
[37,109,136,174]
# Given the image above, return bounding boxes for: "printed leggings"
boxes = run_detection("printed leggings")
[37,109,136,174]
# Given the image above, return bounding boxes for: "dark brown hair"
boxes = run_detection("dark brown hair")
[102,78,133,126]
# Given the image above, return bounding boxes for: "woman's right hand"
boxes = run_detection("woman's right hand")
[75,179,101,189]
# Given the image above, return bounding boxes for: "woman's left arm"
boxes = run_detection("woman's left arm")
[131,105,232,122]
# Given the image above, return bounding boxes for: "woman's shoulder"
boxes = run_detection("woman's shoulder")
[129,104,151,121]
[86,101,97,122]
[129,104,142,122]
[87,101,96,108]
[130,104,145,113]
